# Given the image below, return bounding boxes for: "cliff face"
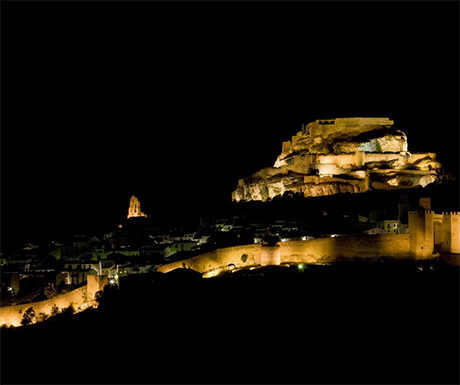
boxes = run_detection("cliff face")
[232,117,445,202]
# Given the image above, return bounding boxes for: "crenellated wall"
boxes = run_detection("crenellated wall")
[157,234,412,277]
[157,244,263,277]
[279,234,410,264]
[441,212,460,254]
[409,211,435,259]
[408,211,460,259]
[160,209,459,277]
[0,275,107,328]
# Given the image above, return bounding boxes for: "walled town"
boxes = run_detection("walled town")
[1,118,458,327]
[1,184,459,328]
[1,119,459,385]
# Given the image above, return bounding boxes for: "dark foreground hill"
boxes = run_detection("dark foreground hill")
[1,262,459,384]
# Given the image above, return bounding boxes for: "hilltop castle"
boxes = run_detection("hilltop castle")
[233,117,444,202]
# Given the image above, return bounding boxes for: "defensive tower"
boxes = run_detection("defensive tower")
[441,212,460,254]
[409,210,435,259]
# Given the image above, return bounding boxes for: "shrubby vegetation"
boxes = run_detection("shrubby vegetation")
[18,304,76,326]
[20,307,36,325]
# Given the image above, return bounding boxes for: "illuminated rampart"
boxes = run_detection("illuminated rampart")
[279,234,410,264]
[158,244,263,278]
[157,234,412,277]
[0,275,108,328]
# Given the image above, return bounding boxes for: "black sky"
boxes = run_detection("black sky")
[2,2,459,251]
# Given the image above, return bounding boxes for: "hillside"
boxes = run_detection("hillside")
[2,264,458,384]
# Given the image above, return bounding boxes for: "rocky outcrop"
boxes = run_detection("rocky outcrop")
[232,117,446,202]
[331,129,408,154]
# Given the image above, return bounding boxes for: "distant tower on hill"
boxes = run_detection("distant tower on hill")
[419,197,431,211]
[127,195,147,219]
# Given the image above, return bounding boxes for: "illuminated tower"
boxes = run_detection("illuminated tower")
[441,212,460,254]
[408,211,435,259]
[127,195,147,219]
[419,197,431,211]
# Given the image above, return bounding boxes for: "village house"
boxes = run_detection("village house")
[169,241,199,256]
[379,219,400,234]
[140,243,171,261]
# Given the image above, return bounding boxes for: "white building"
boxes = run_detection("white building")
[380,220,399,234]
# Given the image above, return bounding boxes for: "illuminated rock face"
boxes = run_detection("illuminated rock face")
[127,195,147,218]
[232,117,445,202]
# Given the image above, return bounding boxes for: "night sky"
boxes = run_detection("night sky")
[3,2,459,252]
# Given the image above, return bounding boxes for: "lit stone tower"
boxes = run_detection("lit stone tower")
[441,212,460,254]
[127,195,147,219]
[408,211,435,259]
[419,197,431,211]
[261,245,281,266]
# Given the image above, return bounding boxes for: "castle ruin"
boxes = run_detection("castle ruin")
[233,117,444,202]
[127,195,147,219]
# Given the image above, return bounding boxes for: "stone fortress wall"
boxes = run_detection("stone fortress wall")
[159,244,263,278]
[158,209,460,277]
[305,117,394,138]
[274,117,439,173]
[0,275,108,328]
[315,152,437,169]
[277,157,438,181]
[3,208,456,327]
[279,234,410,264]
[157,234,412,276]
[409,211,460,258]
[279,117,398,158]
[276,152,438,174]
